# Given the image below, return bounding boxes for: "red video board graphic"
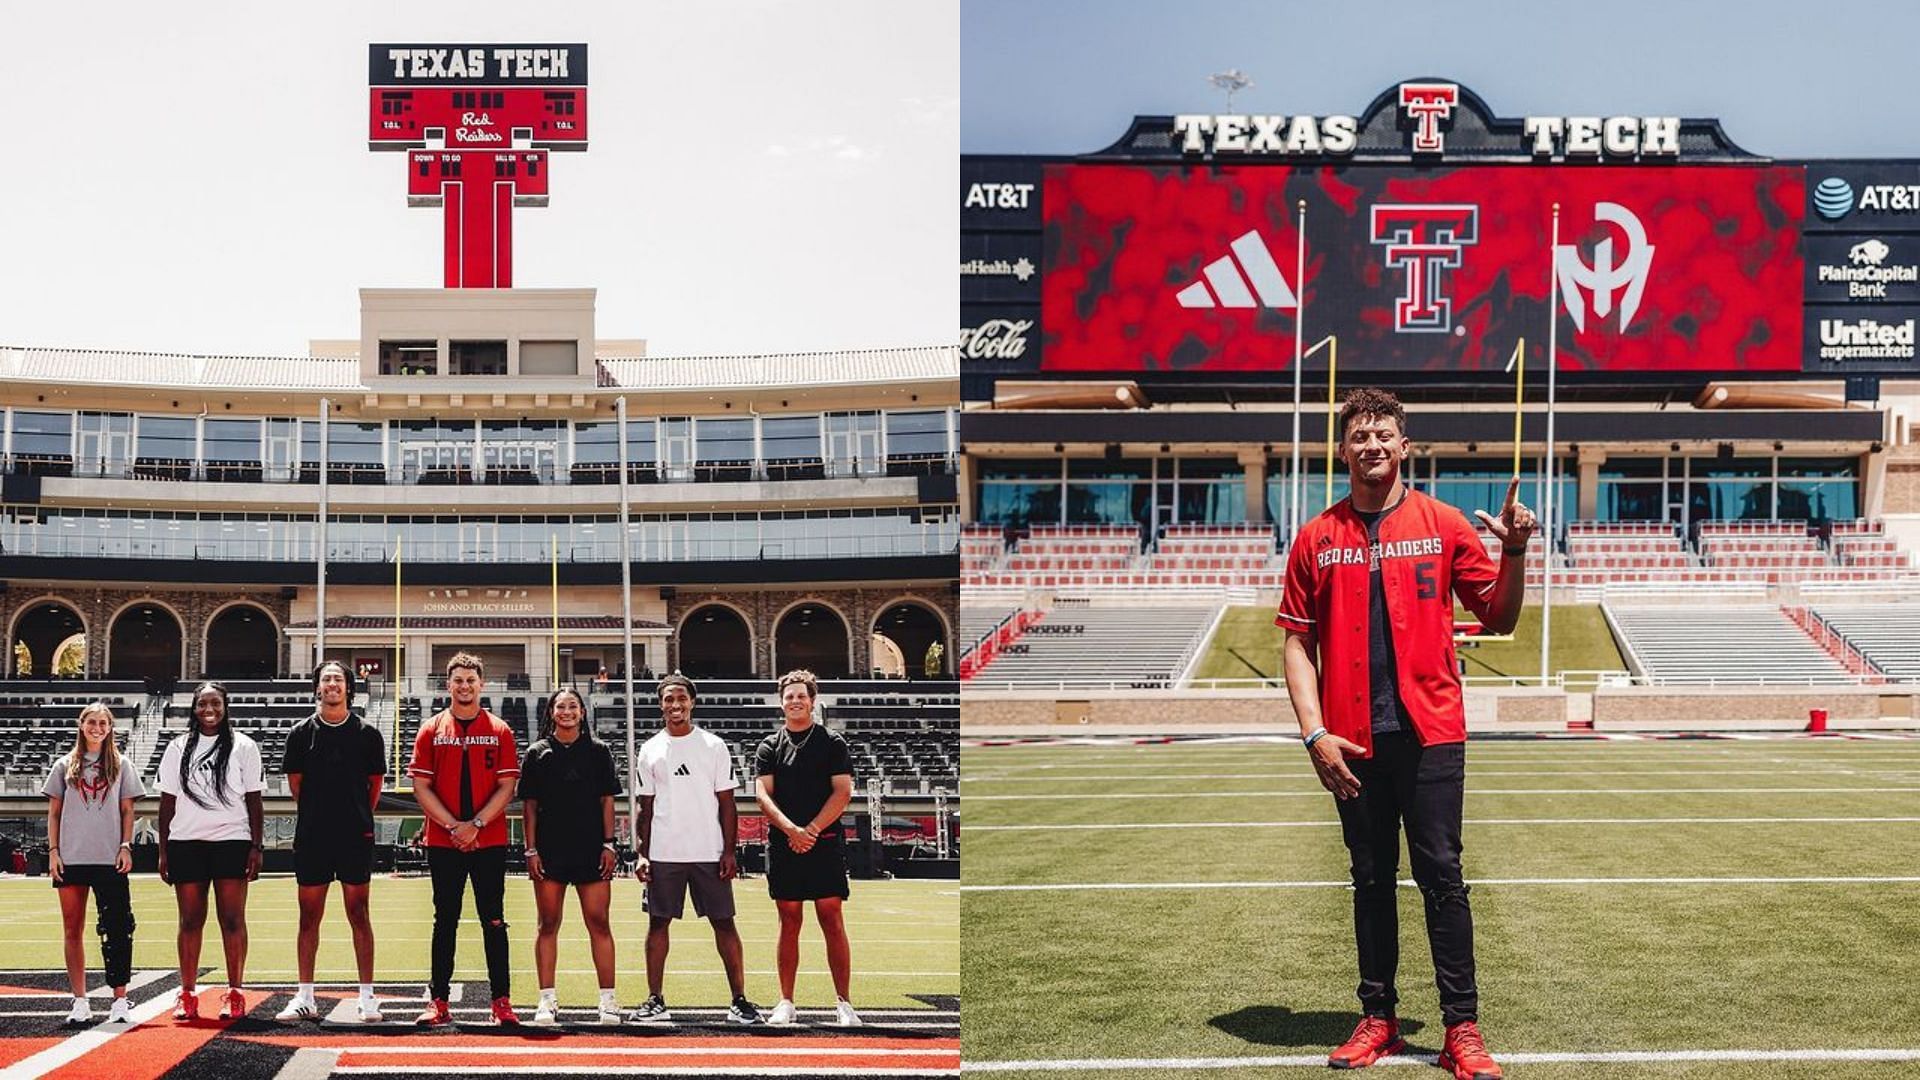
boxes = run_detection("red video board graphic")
[369,43,588,289]
[1041,164,1804,373]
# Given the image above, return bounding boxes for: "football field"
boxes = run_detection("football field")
[0,875,957,1078]
[959,734,1920,1079]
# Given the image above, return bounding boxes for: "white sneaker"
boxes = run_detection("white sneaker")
[834,999,863,1027]
[356,996,384,1023]
[65,997,92,1025]
[766,998,797,1026]
[533,996,560,1025]
[107,997,131,1023]
[596,994,622,1025]
[275,995,321,1021]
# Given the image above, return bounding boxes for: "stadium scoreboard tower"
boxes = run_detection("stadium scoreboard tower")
[369,43,588,288]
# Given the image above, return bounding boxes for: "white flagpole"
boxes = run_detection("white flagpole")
[1289,199,1307,537]
[316,398,329,672]
[1541,205,1560,687]
[616,397,638,848]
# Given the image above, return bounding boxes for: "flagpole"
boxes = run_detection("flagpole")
[616,397,638,852]
[1510,339,1525,479]
[1323,336,1338,508]
[551,532,560,691]
[1542,206,1560,687]
[1289,199,1307,537]
[315,398,329,673]
[393,532,402,709]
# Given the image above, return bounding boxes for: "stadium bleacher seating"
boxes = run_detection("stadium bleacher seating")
[1604,604,1855,685]
[962,603,1218,688]
[1809,604,1920,680]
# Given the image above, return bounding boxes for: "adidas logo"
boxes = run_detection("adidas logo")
[674,763,692,777]
[1175,229,1298,309]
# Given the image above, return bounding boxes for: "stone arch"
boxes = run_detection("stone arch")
[772,597,853,680]
[105,597,186,684]
[8,597,89,678]
[869,596,952,679]
[204,601,281,679]
[674,601,756,679]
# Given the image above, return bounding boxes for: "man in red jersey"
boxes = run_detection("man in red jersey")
[407,652,521,1026]
[1276,387,1532,1080]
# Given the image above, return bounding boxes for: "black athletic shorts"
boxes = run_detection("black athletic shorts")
[766,833,850,901]
[51,863,126,890]
[165,839,252,883]
[293,835,375,886]
[537,849,609,886]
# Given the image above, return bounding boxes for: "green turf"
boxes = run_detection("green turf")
[0,876,954,1009]
[1187,604,1625,684]
[960,738,1920,1079]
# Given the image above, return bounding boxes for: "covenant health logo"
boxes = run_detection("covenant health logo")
[1814,176,1855,221]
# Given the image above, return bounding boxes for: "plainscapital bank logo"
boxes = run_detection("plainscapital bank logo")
[1814,177,1856,221]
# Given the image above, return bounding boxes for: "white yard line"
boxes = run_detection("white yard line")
[963,874,1920,893]
[961,1047,1920,1071]
[966,815,1920,831]
[966,786,1920,800]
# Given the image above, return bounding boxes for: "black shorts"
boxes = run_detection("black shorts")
[537,849,609,886]
[767,833,850,901]
[293,835,375,887]
[166,839,251,884]
[51,863,125,890]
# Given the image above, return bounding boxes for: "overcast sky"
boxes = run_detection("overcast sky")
[963,0,1920,158]
[0,1,956,357]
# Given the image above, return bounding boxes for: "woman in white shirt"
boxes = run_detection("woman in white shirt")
[156,681,265,1022]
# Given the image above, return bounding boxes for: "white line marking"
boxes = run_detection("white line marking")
[967,815,1920,831]
[963,875,1920,893]
[964,768,1857,782]
[961,1047,1920,1071]
[333,1070,956,1077]
[967,787,1920,800]
[332,1060,960,1068]
[330,1046,955,1056]
[0,974,178,1078]
[275,1047,342,1080]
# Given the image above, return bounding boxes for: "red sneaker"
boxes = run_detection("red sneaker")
[489,996,521,1026]
[414,998,452,1027]
[172,988,200,1022]
[218,989,248,1020]
[1327,1015,1404,1069]
[1437,1020,1503,1080]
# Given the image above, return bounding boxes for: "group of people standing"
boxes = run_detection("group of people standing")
[42,652,862,1029]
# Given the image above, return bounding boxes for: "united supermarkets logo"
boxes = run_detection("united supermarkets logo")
[1817,317,1915,361]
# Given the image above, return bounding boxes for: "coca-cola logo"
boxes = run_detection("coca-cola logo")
[960,318,1033,360]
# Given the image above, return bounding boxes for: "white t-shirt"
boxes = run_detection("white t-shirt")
[636,726,736,863]
[157,730,265,842]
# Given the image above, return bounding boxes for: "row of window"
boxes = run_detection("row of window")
[0,505,961,564]
[976,455,1863,532]
[2,408,956,486]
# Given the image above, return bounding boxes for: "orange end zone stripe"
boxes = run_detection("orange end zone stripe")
[0,1037,65,1068]
[42,988,261,1080]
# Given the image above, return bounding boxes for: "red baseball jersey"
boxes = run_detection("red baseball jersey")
[1275,488,1500,753]
[408,708,520,849]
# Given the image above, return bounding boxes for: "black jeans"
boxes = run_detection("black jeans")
[427,846,510,1001]
[1333,731,1478,1026]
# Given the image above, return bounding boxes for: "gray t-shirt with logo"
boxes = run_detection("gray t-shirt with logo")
[43,752,145,866]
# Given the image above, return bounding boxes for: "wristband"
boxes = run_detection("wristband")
[527,848,539,859]
[1503,545,1528,557]
[1303,727,1329,749]
[602,842,618,853]
[118,842,132,850]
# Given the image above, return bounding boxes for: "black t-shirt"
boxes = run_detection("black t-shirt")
[753,723,855,840]
[1353,503,1411,735]
[282,711,387,845]
[519,734,620,863]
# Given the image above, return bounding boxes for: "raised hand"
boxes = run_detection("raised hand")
[1473,476,1537,549]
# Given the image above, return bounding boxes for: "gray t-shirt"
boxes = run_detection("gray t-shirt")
[43,752,145,866]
